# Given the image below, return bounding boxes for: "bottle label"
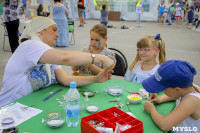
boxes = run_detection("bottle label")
[66,108,80,118]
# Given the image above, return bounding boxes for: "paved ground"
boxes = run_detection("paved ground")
[0,19,200,91]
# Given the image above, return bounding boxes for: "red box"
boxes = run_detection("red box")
[81,107,143,133]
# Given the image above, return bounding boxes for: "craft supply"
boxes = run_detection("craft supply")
[20,105,35,110]
[96,127,113,133]
[47,119,65,128]
[105,81,125,96]
[42,89,63,101]
[47,112,60,119]
[88,120,104,128]
[127,94,142,104]
[81,107,143,132]
[84,92,90,101]
[125,90,140,95]
[107,88,123,96]
[108,97,120,102]
[126,112,137,118]
[1,117,15,126]
[126,100,131,112]
[86,106,99,113]
[129,97,140,100]
[139,89,149,98]
[115,103,124,109]
[46,112,65,128]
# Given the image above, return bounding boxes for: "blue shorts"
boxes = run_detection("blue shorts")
[188,18,193,23]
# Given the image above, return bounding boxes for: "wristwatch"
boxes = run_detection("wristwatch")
[91,54,95,64]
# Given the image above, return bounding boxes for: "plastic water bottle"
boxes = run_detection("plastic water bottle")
[66,82,80,127]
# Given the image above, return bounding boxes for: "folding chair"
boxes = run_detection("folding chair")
[108,48,128,76]
[68,21,75,45]
[1,17,21,52]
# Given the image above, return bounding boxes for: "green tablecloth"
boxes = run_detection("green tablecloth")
[13,79,175,133]
[0,2,3,16]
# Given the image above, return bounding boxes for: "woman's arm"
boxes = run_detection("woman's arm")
[144,95,197,131]
[39,49,115,70]
[55,68,111,86]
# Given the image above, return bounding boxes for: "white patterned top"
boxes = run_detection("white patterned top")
[174,92,200,133]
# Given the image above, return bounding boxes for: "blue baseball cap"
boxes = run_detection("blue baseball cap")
[142,60,197,93]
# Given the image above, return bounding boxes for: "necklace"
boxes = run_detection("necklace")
[141,62,157,71]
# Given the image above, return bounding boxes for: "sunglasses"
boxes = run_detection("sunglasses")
[137,48,155,52]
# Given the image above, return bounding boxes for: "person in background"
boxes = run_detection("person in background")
[194,4,200,31]
[170,4,176,22]
[167,0,174,25]
[124,34,166,83]
[183,0,189,21]
[186,1,194,29]
[37,4,46,16]
[100,3,110,27]
[157,0,165,23]
[174,3,182,27]
[163,9,168,26]
[179,0,185,10]
[194,0,200,7]
[136,0,144,27]
[0,0,20,53]
[82,8,88,24]
[25,0,30,10]
[53,0,69,47]
[72,24,116,75]
[0,16,115,107]
[193,4,199,24]
[142,60,200,132]
[77,0,85,27]
[61,0,69,17]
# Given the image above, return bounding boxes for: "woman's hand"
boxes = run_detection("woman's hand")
[149,93,161,103]
[144,101,155,113]
[95,69,113,82]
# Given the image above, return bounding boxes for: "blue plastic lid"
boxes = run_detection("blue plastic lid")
[70,82,76,88]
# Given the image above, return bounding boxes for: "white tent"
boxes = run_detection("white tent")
[66,0,160,21]
[34,0,160,21]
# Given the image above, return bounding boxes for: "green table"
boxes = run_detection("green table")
[13,79,175,133]
[0,2,3,16]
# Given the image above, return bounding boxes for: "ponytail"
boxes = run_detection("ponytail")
[129,53,141,71]
[158,37,166,64]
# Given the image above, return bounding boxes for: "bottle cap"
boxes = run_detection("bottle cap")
[70,82,76,88]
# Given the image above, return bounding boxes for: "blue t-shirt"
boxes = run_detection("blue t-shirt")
[179,2,185,10]
[188,5,194,19]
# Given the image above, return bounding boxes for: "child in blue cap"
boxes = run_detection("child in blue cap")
[142,60,200,132]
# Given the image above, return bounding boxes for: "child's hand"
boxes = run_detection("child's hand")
[149,93,161,103]
[96,69,112,82]
[144,101,155,113]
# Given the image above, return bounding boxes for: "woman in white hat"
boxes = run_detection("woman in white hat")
[0,16,115,107]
